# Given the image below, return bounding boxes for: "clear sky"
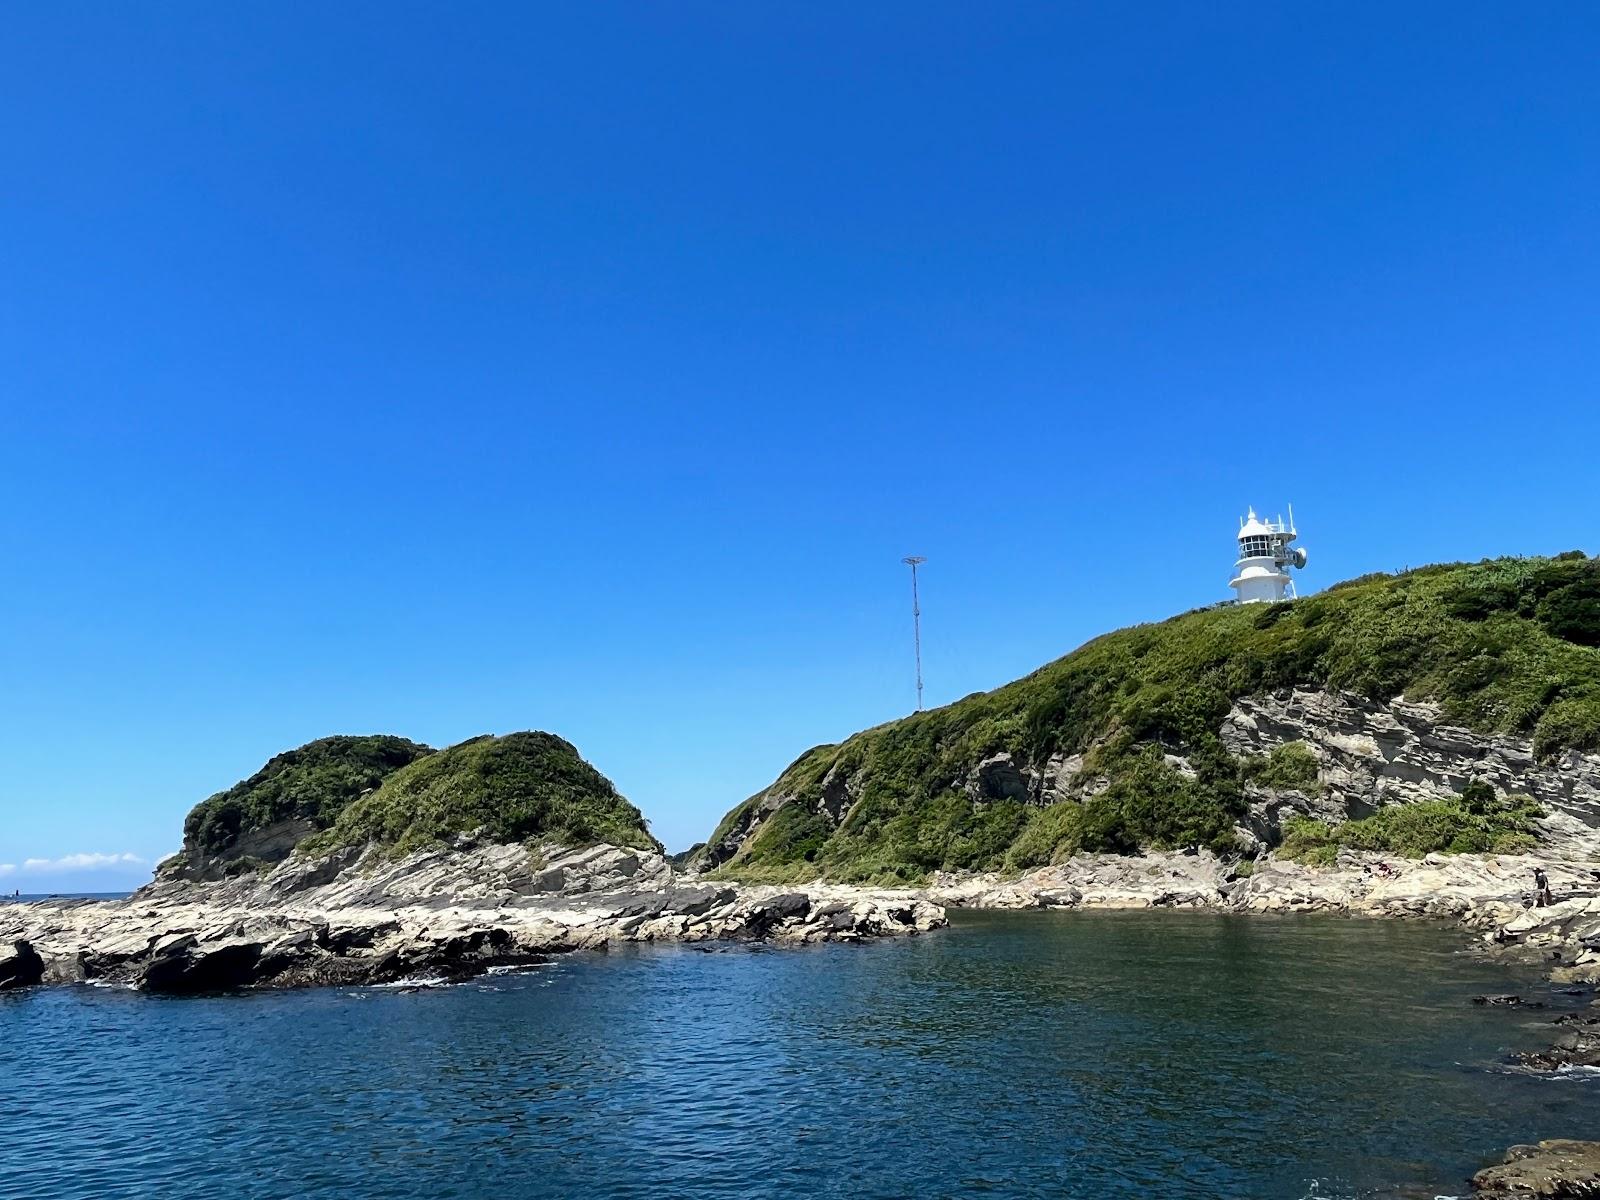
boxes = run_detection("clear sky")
[3,4,1598,891]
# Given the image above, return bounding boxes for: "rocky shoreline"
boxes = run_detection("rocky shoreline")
[9,841,1600,997]
[0,839,944,995]
[921,847,1600,973]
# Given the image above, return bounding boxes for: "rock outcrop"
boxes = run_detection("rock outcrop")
[950,688,1600,853]
[0,940,44,991]
[702,686,1600,876]
[1472,1140,1600,1197]
[0,839,945,995]
[1223,689,1600,854]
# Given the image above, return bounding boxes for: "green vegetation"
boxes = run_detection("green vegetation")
[1239,741,1321,793]
[303,732,660,858]
[1278,782,1543,864]
[182,735,434,861]
[707,554,1600,883]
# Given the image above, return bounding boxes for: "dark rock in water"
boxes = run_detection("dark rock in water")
[139,935,264,994]
[1473,994,1545,1008]
[742,893,811,937]
[0,940,44,991]
[1515,1023,1600,1073]
[1472,1139,1600,1196]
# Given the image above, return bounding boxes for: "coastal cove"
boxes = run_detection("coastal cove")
[4,909,1596,1200]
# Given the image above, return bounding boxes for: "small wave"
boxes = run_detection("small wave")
[365,976,454,990]
[1551,1064,1600,1080]
[1487,1061,1600,1081]
[486,962,551,976]
[1297,1181,1460,1199]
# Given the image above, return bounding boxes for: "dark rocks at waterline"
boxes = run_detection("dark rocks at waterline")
[113,923,563,994]
[1514,1019,1600,1073]
[2,842,947,996]
[0,940,44,991]
[140,934,264,994]
[1473,993,1547,1009]
[741,892,811,936]
[1472,1140,1600,1197]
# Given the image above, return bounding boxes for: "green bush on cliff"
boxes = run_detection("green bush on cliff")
[302,731,660,858]
[709,554,1599,882]
[1239,741,1321,792]
[1277,786,1543,863]
[183,735,435,858]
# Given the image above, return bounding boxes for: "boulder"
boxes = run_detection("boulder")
[1473,1140,1600,1197]
[1036,887,1083,908]
[0,940,44,991]
[664,886,734,917]
[1516,1022,1600,1072]
[138,934,264,994]
[742,892,811,936]
[967,753,1034,803]
[606,893,670,920]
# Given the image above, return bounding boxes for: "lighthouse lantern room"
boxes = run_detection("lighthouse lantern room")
[1229,507,1308,603]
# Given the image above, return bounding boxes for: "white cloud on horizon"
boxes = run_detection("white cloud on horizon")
[11,852,145,875]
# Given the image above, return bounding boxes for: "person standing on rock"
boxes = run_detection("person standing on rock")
[1533,867,1552,908]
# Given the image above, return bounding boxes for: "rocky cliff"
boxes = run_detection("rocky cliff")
[1223,689,1600,857]
[701,554,1600,881]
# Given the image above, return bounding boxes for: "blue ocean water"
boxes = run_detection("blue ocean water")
[3,910,1596,1200]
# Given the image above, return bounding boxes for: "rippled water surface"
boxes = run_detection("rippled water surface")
[5,910,1599,1199]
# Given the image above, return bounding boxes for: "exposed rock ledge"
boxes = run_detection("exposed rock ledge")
[920,848,1600,976]
[0,840,944,995]
[1471,1140,1600,1197]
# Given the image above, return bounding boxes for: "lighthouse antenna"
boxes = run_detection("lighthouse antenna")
[901,556,927,713]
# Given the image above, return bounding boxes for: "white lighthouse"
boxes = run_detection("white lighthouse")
[1229,507,1308,603]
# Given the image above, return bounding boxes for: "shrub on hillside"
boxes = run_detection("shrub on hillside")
[1278,786,1542,862]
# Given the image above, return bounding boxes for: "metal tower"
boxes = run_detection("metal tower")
[902,556,927,712]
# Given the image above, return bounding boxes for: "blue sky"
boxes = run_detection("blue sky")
[3,4,1598,891]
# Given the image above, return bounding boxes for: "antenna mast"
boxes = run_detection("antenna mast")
[901,556,927,712]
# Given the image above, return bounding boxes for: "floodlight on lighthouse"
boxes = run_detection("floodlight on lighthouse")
[1229,505,1308,603]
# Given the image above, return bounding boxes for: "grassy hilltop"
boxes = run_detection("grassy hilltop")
[304,731,660,858]
[702,553,1600,884]
[172,730,656,878]
[180,734,435,873]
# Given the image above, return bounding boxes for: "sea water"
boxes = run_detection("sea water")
[2,910,1597,1199]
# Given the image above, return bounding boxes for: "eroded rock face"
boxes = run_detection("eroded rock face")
[1472,1140,1600,1197]
[1223,689,1600,853]
[0,840,946,995]
[156,818,322,884]
[0,940,44,991]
